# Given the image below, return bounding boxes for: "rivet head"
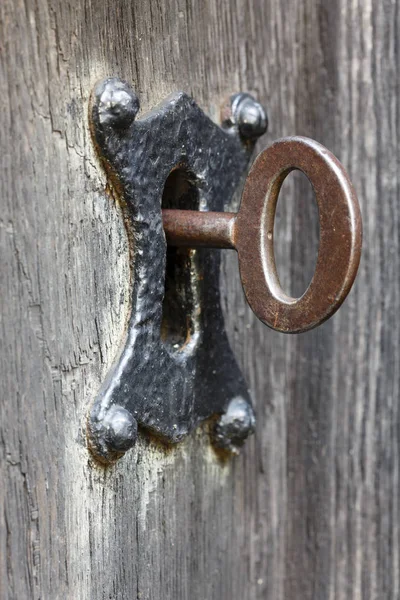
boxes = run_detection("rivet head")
[230,93,268,139]
[214,396,256,454]
[103,405,138,452]
[95,78,140,129]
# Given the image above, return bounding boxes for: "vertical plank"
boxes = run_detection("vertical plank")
[0,0,399,599]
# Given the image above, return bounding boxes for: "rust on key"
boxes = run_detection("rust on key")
[163,209,236,249]
[162,136,362,334]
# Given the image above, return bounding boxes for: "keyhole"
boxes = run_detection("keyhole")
[273,170,320,298]
[161,166,200,347]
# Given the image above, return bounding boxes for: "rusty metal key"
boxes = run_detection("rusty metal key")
[162,136,362,333]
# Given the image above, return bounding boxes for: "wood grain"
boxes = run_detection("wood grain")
[0,0,398,598]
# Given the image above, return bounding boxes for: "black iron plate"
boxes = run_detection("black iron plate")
[87,78,266,463]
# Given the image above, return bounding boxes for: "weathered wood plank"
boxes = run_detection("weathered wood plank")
[0,0,398,598]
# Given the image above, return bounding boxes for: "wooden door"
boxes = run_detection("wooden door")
[0,1,397,599]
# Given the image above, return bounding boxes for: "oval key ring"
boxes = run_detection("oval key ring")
[234,136,362,333]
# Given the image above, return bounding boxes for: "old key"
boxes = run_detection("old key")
[162,136,362,333]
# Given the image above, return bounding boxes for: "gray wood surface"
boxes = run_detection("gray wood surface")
[0,0,398,598]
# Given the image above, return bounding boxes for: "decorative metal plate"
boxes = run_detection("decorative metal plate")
[87,78,267,463]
